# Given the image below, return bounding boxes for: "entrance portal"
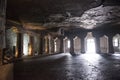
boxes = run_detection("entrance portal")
[54,38,60,53]
[74,36,81,54]
[86,38,96,53]
[85,32,96,53]
[100,35,108,53]
[63,37,70,53]
[113,34,120,53]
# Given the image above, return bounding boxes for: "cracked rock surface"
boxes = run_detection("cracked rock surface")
[43,6,120,29]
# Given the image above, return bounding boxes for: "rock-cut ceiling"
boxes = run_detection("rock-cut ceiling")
[43,5,120,29]
[7,0,120,30]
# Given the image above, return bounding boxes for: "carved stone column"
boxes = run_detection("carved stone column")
[29,36,34,56]
[60,37,64,53]
[108,36,114,53]
[95,37,100,53]
[70,37,74,54]
[48,34,51,54]
[81,37,85,53]
[50,37,54,54]
[0,0,7,64]
[16,33,23,58]
[39,35,44,55]
[44,35,49,54]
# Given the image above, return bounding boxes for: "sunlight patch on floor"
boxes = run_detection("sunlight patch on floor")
[81,53,102,65]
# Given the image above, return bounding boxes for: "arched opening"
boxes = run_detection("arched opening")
[85,32,96,53]
[113,34,120,53]
[73,36,81,54]
[44,36,49,54]
[54,38,60,53]
[63,37,70,53]
[23,33,30,56]
[87,38,96,53]
[100,35,109,53]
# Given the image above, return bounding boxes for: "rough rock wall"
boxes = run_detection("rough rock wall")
[0,0,6,64]
[6,29,17,56]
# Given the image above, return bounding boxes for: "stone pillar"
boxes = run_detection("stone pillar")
[46,36,49,54]
[95,37,100,53]
[108,36,114,53]
[39,35,44,55]
[50,37,54,54]
[0,0,6,48]
[77,36,82,53]
[29,36,34,56]
[81,37,85,53]
[70,37,74,54]
[16,33,23,58]
[0,0,7,64]
[44,35,49,54]
[43,36,46,54]
[60,37,63,53]
[48,34,51,54]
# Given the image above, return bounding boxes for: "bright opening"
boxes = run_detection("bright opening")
[67,40,70,48]
[113,38,118,47]
[54,41,57,52]
[23,34,29,56]
[86,38,96,53]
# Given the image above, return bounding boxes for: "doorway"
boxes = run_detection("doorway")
[100,35,108,53]
[86,38,96,53]
[74,36,81,54]
[113,34,120,53]
[63,37,70,53]
[85,32,96,53]
[54,38,60,53]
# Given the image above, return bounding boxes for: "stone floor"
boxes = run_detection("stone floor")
[0,64,13,80]
[14,53,120,80]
